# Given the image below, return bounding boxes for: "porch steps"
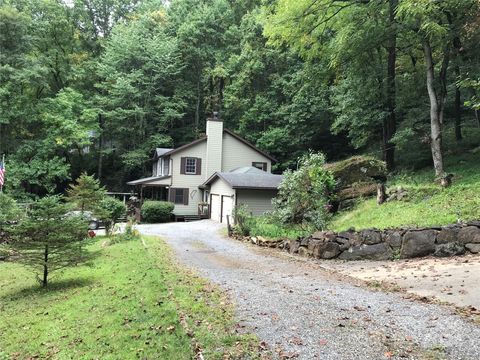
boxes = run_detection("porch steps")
[175,215,202,222]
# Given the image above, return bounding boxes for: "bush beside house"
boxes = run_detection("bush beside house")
[141,201,174,223]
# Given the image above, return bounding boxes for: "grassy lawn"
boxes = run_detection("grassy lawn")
[0,237,259,360]
[331,150,480,231]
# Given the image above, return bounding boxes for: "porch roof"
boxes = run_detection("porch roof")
[127,175,171,186]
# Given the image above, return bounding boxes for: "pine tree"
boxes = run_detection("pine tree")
[7,196,89,288]
[67,173,106,212]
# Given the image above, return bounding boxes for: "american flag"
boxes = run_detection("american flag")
[0,158,5,188]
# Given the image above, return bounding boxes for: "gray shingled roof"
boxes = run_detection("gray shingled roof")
[202,167,283,190]
[154,148,174,158]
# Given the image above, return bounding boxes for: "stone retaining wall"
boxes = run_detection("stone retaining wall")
[242,221,480,261]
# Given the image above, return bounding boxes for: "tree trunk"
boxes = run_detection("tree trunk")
[376,183,386,205]
[423,40,447,178]
[454,66,462,141]
[383,0,398,172]
[42,244,48,288]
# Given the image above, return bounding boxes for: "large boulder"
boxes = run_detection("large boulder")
[338,243,392,261]
[289,239,301,254]
[309,240,341,259]
[360,229,382,245]
[434,243,465,257]
[314,242,341,259]
[311,231,337,242]
[384,230,402,249]
[337,230,361,247]
[457,226,480,244]
[437,227,460,244]
[466,243,480,253]
[325,156,387,187]
[400,230,437,258]
[326,156,387,209]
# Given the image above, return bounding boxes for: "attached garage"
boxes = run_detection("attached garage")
[202,166,283,223]
[210,194,221,222]
[221,195,234,223]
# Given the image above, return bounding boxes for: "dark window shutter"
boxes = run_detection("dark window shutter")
[183,188,189,205]
[180,157,186,174]
[169,188,175,202]
[263,163,267,171]
[196,158,202,175]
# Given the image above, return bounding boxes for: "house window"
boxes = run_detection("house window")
[170,188,188,205]
[180,157,201,175]
[185,158,197,174]
[252,162,268,171]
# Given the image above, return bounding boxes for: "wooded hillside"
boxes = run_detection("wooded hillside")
[1,0,479,198]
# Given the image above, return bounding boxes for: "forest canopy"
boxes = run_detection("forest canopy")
[1,0,479,198]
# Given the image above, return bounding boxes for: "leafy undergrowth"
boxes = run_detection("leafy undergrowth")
[331,150,480,231]
[0,237,259,360]
[249,216,309,239]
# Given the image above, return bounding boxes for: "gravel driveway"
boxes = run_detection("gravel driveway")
[138,220,480,360]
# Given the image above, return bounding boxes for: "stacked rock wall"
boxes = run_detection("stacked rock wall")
[243,221,480,261]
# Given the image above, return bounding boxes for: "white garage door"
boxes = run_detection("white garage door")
[210,194,221,222]
[221,196,233,224]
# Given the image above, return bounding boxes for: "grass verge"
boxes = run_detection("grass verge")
[0,236,259,360]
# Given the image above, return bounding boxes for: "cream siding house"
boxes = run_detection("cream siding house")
[127,113,280,221]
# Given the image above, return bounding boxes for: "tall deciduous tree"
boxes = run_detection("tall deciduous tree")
[263,0,399,170]
[398,0,479,178]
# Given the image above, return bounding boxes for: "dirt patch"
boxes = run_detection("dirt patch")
[319,254,480,309]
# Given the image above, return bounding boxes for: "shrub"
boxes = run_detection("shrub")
[273,151,335,230]
[232,204,254,236]
[109,218,140,244]
[96,197,126,236]
[141,201,174,223]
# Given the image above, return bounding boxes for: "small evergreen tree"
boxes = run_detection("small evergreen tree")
[7,196,89,288]
[273,152,336,230]
[96,197,126,236]
[67,173,106,212]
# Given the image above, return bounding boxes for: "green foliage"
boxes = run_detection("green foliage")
[1,0,480,195]
[67,173,106,212]
[232,204,254,236]
[249,216,309,240]
[122,219,140,241]
[0,193,21,246]
[0,237,260,358]
[140,200,174,223]
[273,152,335,230]
[6,196,89,287]
[0,193,21,226]
[332,150,480,231]
[96,197,126,236]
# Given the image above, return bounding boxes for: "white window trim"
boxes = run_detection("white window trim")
[185,158,197,175]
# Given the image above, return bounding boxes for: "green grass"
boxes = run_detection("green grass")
[331,150,480,231]
[249,216,309,240]
[0,237,259,360]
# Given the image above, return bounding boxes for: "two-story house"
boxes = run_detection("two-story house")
[127,113,282,222]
